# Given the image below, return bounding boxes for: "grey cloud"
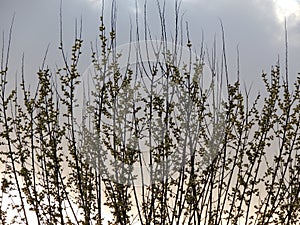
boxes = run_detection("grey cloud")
[0,0,299,87]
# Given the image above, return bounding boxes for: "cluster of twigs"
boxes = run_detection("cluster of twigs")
[0,0,299,224]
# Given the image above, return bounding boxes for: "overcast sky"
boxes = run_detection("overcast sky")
[1,0,300,92]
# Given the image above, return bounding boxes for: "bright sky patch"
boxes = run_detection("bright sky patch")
[273,0,300,22]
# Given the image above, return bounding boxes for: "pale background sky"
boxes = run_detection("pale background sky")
[1,0,300,92]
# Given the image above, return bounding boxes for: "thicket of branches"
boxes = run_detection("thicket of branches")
[0,0,299,224]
